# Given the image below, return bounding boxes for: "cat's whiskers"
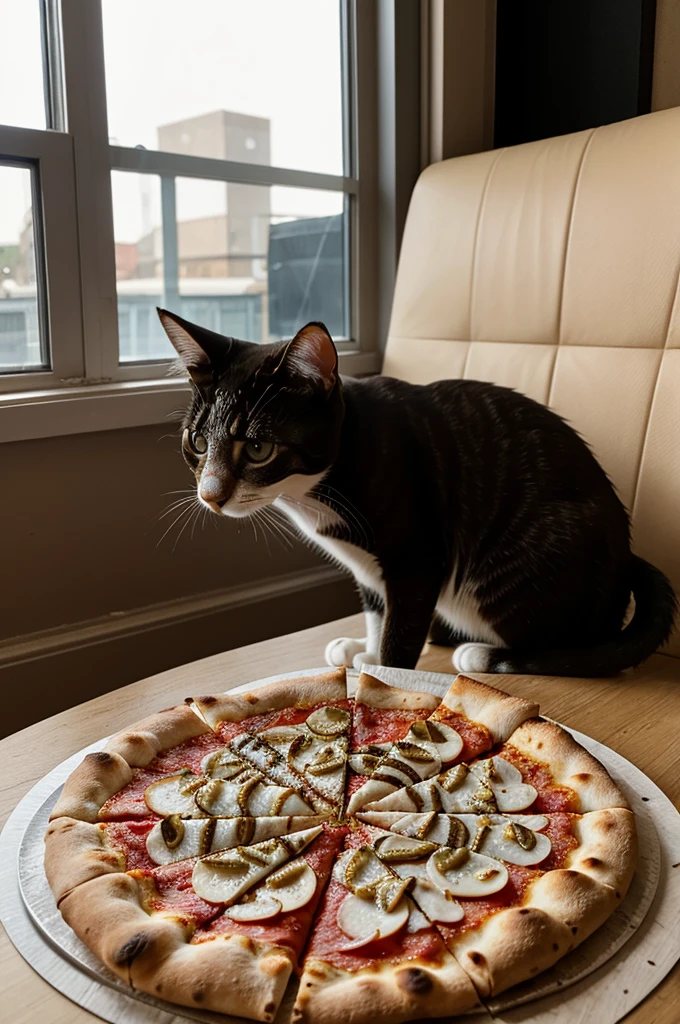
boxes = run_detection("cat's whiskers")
[156,498,199,548]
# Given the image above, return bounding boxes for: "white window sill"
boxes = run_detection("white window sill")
[0,350,382,443]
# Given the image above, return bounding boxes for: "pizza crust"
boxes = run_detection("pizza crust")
[192,669,347,730]
[565,808,637,892]
[58,870,294,1022]
[292,953,481,1024]
[45,817,125,903]
[354,673,441,713]
[436,675,539,743]
[106,703,211,766]
[452,867,621,998]
[506,718,630,811]
[50,750,132,823]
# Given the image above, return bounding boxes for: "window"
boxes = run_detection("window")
[0,1,388,440]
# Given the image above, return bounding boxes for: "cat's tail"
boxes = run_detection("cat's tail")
[452,555,678,679]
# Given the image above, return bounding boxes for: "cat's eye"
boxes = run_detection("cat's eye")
[186,430,208,455]
[244,439,276,464]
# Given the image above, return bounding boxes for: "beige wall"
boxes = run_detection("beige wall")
[652,0,680,111]
[0,425,358,734]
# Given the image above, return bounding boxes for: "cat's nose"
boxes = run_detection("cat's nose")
[199,472,234,510]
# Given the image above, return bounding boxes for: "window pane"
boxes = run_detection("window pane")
[0,164,45,371]
[115,173,348,363]
[102,0,343,175]
[112,171,171,362]
[0,1,46,130]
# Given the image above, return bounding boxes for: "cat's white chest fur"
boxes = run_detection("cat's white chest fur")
[275,496,385,597]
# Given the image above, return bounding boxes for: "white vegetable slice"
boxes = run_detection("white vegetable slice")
[337,892,409,946]
[191,825,321,905]
[225,895,283,921]
[265,859,317,911]
[201,748,248,780]
[144,773,208,817]
[426,847,508,898]
[411,877,464,923]
[409,719,464,763]
[145,815,323,866]
[470,756,538,812]
[230,733,333,813]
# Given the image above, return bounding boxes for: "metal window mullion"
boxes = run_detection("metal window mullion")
[161,176,179,311]
[109,145,357,195]
[60,0,119,381]
[39,0,66,132]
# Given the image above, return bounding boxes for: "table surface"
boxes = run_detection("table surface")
[1,612,678,1024]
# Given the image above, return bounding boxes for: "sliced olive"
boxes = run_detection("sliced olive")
[237,774,263,814]
[439,764,468,793]
[237,845,270,866]
[267,860,307,889]
[160,814,185,850]
[199,818,217,856]
[306,706,351,737]
[235,817,255,846]
[379,757,421,784]
[177,770,208,796]
[193,779,224,813]
[446,816,469,849]
[349,753,381,776]
[470,821,490,853]
[200,853,249,874]
[475,867,500,881]
[307,747,345,775]
[408,811,437,840]
[428,783,443,811]
[376,875,413,913]
[504,820,536,850]
[375,837,438,863]
[394,740,436,763]
[288,733,314,764]
[433,846,470,872]
[344,846,390,898]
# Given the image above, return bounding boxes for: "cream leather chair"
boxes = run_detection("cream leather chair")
[383,106,680,680]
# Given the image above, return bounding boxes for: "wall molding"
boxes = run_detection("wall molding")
[0,566,344,670]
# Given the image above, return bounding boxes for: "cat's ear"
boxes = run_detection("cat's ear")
[157,308,218,387]
[282,322,338,393]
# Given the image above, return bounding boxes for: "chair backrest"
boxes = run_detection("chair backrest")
[384,107,680,657]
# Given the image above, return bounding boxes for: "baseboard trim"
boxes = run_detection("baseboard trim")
[0,566,344,670]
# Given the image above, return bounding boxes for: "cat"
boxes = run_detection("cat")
[158,308,677,678]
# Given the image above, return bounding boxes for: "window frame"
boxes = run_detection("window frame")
[0,0,405,442]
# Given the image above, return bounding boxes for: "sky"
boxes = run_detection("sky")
[0,0,343,244]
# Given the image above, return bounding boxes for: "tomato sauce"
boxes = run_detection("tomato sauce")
[130,859,222,927]
[430,710,493,761]
[491,744,580,812]
[351,705,433,749]
[103,819,156,870]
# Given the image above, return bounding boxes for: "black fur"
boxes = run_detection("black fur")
[159,310,677,678]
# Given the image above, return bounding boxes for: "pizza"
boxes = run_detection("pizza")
[45,667,636,1024]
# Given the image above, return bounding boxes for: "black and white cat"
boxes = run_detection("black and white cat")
[158,309,677,677]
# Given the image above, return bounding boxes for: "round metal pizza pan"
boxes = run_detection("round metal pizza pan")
[0,665,678,1024]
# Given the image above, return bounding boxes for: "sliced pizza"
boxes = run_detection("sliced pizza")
[348,675,538,813]
[45,814,325,904]
[291,825,481,1024]
[57,825,325,1022]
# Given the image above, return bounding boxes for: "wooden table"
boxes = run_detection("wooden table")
[1,613,678,1024]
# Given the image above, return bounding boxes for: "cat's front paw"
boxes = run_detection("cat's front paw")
[452,642,496,673]
[353,650,379,671]
[325,637,369,668]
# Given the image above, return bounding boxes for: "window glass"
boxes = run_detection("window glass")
[102,0,344,175]
[0,0,46,130]
[112,171,169,362]
[0,163,45,371]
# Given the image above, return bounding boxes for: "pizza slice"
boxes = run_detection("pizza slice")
[56,825,325,1022]
[347,672,441,804]
[347,674,538,813]
[191,669,349,816]
[292,825,481,1024]
[45,814,325,904]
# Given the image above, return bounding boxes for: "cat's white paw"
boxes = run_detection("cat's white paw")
[452,642,495,673]
[325,637,369,668]
[353,650,379,671]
